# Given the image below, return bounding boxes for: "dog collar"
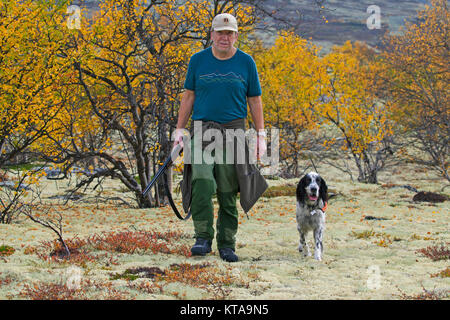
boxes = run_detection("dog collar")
[307,201,327,212]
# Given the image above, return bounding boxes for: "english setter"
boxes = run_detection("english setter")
[296,172,328,261]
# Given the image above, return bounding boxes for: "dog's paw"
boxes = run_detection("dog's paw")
[314,252,322,261]
[298,245,311,257]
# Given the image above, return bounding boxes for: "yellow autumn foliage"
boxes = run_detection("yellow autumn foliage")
[0,0,74,162]
[380,0,449,180]
[321,40,393,156]
[254,31,326,174]
[254,32,393,179]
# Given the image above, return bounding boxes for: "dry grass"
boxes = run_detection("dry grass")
[0,160,448,300]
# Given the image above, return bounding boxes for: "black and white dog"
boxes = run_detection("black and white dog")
[296,172,328,261]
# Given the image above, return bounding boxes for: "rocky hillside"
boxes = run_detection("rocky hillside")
[256,0,429,52]
[70,0,430,51]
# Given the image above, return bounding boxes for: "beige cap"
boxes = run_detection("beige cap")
[211,13,238,32]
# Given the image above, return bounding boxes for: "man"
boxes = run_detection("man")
[173,13,267,262]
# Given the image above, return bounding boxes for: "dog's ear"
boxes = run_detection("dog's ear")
[296,176,308,203]
[319,177,328,203]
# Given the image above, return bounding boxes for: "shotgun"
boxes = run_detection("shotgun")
[142,144,191,220]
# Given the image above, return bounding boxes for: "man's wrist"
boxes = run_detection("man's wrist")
[257,129,266,137]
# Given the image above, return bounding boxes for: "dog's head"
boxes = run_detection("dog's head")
[296,172,328,206]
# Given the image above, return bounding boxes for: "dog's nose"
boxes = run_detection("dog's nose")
[310,187,317,194]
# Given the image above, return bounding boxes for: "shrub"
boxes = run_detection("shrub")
[416,243,450,261]
[27,229,192,266]
[0,273,12,287]
[431,267,450,278]
[19,279,129,300]
[117,262,248,300]
[350,229,376,239]
[87,230,191,256]
[350,230,401,247]
[397,285,450,300]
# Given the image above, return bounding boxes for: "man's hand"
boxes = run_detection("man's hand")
[171,128,189,164]
[247,96,265,161]
[255,131,267,161]
[173,128,185,149]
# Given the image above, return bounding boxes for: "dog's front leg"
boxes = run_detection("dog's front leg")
[298,229,310,257]
[313,226,324,261]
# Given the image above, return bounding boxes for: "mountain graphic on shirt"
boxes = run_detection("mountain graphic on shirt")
[199,72,245,84]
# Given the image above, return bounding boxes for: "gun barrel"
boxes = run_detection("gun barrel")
[142,144,183,197]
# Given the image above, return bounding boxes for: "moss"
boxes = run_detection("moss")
[262,185,296,198]
[0,245,15,256]
[110,270,140,281]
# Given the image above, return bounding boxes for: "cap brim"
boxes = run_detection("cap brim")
[213,26,238,32]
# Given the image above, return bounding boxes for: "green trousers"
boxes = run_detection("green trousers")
[190,140,239,251]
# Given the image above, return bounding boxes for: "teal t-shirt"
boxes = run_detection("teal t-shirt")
[184,47,262,124]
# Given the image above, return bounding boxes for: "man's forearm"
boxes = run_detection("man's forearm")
[176,90,195,129]
[248,95,264,131]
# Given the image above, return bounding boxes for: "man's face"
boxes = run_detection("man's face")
[211,30,238,53]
